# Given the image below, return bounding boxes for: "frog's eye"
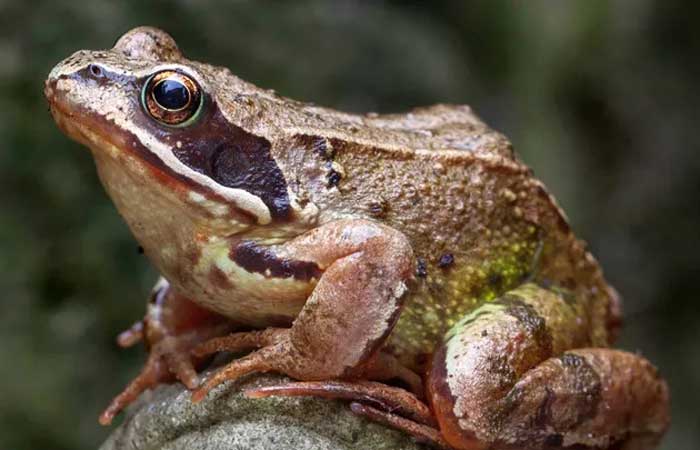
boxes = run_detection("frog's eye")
[142,70,203,126]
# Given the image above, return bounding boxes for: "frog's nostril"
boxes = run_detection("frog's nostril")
[89,64,103,77]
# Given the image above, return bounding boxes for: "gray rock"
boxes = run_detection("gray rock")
[100,373,427,450]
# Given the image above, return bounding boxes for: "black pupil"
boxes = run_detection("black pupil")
[153,79,190,110]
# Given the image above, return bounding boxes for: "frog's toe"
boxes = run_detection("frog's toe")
[191,345,280,402]
[116,319,144,348]
[245,380,435,426]
[350,402,451,450]
[100,350,171,425]
[191,327,289,358]
[163,346,200,389]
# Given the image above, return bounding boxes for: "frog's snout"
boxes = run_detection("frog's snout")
[45,52,83,112]
[44,69,71,118]
[44,75,68,123]
[44,77,56,104]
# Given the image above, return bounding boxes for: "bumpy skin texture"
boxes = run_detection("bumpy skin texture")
[45,27,669,449]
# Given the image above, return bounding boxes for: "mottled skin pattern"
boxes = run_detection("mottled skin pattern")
[45,27,669,449]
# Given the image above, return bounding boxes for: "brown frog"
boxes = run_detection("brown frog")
[45,27,669,450]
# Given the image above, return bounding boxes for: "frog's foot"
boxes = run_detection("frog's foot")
[246,380,449,449]
[101,321,232,425]
[100,280,233,425]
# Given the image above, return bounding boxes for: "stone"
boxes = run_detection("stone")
[100,373,427,450]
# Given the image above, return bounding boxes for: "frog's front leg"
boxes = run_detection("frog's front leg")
[100,278,233,425]
[191,218,415,402]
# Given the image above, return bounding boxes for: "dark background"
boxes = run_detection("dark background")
[1,1,698,449]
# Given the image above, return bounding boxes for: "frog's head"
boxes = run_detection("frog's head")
[46,27,301,235]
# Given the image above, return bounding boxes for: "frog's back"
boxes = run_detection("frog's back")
[283,102,518,160]
[278,103,541,259]
[275,103,616,367]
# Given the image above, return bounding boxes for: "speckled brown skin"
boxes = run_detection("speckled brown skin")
[45,27,668,448]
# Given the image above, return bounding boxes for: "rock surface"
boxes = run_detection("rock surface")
[100,373,427,450]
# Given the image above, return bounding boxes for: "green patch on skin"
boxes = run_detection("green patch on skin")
[444,302,506,341]
[388,237,544,365]
[442,284,547,344]
[441,238,543,327]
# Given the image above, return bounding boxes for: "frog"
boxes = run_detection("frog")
[45,27,669,450]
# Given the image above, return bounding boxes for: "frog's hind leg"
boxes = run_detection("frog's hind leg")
[428,283,670,450]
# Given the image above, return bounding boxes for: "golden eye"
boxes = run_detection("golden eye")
[142,70,202,126]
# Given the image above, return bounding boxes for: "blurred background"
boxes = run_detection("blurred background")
[1,1,698,449]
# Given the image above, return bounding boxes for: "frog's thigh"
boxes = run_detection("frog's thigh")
[429,283,670,450]
[278,218,414,379]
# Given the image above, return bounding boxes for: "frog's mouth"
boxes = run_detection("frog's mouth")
[49,101,128,161]
[46,78,144,160]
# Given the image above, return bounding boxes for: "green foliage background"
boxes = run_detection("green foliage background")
[1,1,698,449]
